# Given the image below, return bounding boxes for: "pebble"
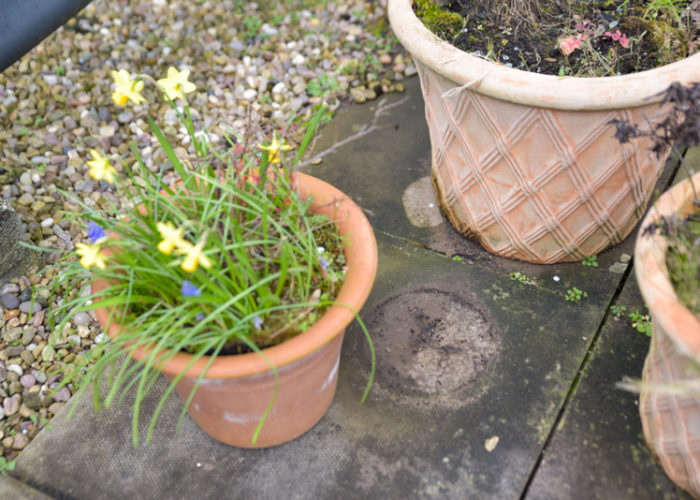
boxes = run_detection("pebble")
[12,433,29,450]
[51,387,71,403]
[72,312,91,326]
[3,394,20,416]
[48,402,65,415]
[6,364,23,377]
[19,374,35,388]
[19,301,42,314]
[0,293,19,310]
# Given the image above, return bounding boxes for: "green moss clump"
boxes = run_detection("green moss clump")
[621,16,687,65]
[414,0,465,40]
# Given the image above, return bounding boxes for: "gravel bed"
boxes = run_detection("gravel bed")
[0,0,412,463]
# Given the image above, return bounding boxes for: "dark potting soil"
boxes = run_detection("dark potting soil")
[419,0,699,77]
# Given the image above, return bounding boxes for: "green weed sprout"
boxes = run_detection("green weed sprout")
[565,287,588,302]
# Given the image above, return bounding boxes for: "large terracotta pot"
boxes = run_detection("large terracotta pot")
[94,172,378,448]
[388,0,700,263]
[636,171,700,496]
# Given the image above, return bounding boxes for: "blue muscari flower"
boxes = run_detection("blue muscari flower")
[181,280,201,297]
[319,256,329,272]
[88,221,106,243]
[252,314,263,330]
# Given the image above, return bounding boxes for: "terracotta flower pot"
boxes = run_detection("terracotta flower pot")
[94,172,378,448]
[635,172,700,496]
[388,0,700,263]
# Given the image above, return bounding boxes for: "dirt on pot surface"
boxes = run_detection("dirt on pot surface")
[418,0,700,76]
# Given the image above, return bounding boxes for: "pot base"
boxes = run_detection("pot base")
[167,333,344,448]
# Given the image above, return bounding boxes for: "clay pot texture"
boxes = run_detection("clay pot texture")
[635,171,700,496]
[387,0,700,263]
[94,172,378,448]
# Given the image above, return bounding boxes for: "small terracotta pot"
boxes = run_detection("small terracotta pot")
[388,0,700,263]
[636,172,700,496]
[94,172,378,448]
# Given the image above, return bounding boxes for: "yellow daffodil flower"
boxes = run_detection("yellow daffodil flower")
[178,237,213,273]
[156,67,197,101]
[156,221,188,255]
[76,242,108,270]
[86,149,117,184]
[258,134,292,164]
[111,69,147,106]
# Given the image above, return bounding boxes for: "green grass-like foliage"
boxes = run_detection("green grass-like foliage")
[49,104,371,446]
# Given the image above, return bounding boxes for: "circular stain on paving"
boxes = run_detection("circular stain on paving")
[365,287,500,409]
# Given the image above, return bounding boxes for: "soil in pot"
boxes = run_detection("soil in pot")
[417,0,700,76]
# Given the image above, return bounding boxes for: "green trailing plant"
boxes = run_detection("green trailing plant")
[611,82,700,322]
[40,67,375,446]
[612,82,700,397]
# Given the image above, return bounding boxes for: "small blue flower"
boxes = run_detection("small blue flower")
[181,280,201,297]
[88,221,106,243]
[195,313,205,322]
[319,256,329,272]
[252,314,263,330]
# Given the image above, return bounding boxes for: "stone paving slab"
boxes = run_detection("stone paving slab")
[524,150,700,500]
[0,474,53,500]
[14,233,622,499]
[524,274,690,500]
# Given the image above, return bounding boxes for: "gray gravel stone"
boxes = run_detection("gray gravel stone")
[19,301,42,314]
[51,387,71,403]
[72,312,91,326]
[0,293,19,310]
[3,394,20,416]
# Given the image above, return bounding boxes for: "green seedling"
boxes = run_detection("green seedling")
[0,458,16,475]
[630,309,652,336]
[582,255,599,267]
[610,304,627,318]
[565,287,588,302]
[510,271,536,285]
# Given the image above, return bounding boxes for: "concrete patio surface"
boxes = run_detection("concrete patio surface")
[4,76,696,499]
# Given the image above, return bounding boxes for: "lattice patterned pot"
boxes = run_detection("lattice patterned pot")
[636,171,700,497]
[387,0,700,263]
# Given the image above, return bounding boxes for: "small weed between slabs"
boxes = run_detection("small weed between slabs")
[629,309,652,336]
[565,287,588,302]
[582,255,599,267]
[609,304,652,336]
[610,304,627,318]
[510,271,537,285]
[0,457,16,475]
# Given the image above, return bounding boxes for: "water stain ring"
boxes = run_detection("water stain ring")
[366,287,500,401]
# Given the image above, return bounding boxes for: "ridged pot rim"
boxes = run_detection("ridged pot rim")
[93,172,378,379]
[387,0,700,110]
[635,171,700,354]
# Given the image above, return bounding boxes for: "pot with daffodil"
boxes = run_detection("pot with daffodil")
[51,67,378,448]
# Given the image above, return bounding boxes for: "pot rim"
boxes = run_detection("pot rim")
[94,172,378,379]
[387,0,700,111]
[635,171,700,354]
